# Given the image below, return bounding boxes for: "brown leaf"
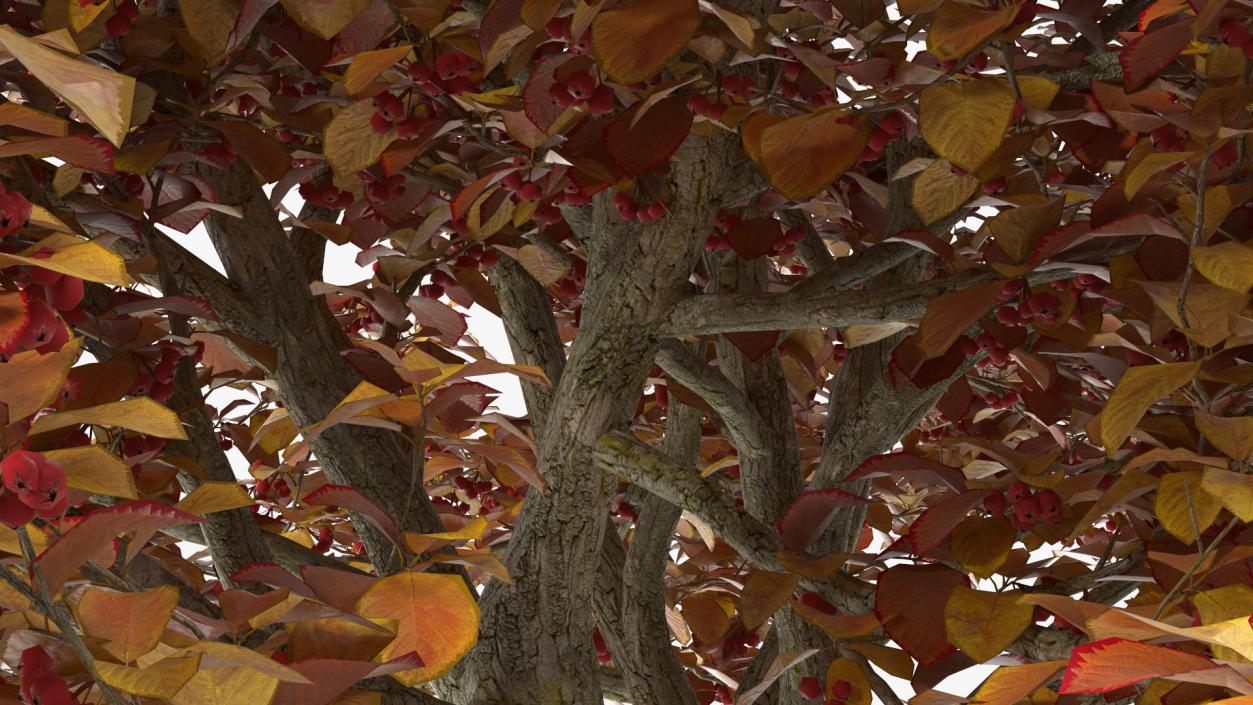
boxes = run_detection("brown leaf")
[915,280,1004,359]
[591,0,700,84]
[926,1,1017,63]
[874,563,968,665]
[756,108,866,199]
[920,78,1015,172]
[279,0,372,39]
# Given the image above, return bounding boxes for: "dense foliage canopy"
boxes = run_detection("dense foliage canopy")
[0,0,1251,704]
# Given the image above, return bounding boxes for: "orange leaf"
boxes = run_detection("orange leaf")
[354,572,479,686]
[1059,638,1215,694]
[739,570,801,631]
[915,280,1004,359]
[971,661,1065,705]
[590,0,701,84]
[756,109,866,200]
[681,594,732,644]
[344,45,412,96]
[874,563,968,665]
[0,290,29,353]
[926,1,1018,63]
[824,658,872,705]
[0,337,81,422]
[35,501,203,593]
[206,121,291,184]
[76,585,178,663]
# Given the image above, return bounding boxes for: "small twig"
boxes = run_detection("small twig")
[17,528,131,705]
[1153,516,1239,619]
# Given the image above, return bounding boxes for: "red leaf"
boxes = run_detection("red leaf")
[915,280,1004,359]
[726,217,784,260]
[724,331,781,362]
[1119,21,1193,90]
[909,490,994,555]
[846,453,966,491]
[303,485,399,542]
[407,297,468,344]
[113,295,219,321]
[230,562,316,598]
[776,488,869,553]
[875,563,968,665]
[605,96,693,177]
[1059,638,1216,694]
[0,290,30,354]
[0,135,114,173]
[522,55,589,131]
[299,564,376,613]
[35,501,202,593]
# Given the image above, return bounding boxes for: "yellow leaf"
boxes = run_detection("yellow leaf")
[324,100,395,181]
[96,655,202,700]
[1137,279,1248,348]
[344,45,412,96]
[0,240,131,286]
[30,397,189,440]
[0,337,81,422]
[1155,471,1222,544]
[0,101,68,136]
[516,244,568,285]
[176,642,312,683]
[590,0,700,84]
[970,661,1065,705]
[1195,409,1253,462]
[926,1,1017,63]
[68,0,113,32]
[1098,361,1199,455]
[0,25,135,146]
[1192,241,1253,292]
[355,572,480,686]
[279,0,372,39]
[1200,468,1253,522]
[403,516,488,554]
[949,515,1014,579]
[739,570,801,631]
[178,0,242,60]
[756,109,866,200]
[172,668,279,705]
[44,445,138,499]
[920,78,1015,172]
[1123,151,1194,198]
[1016,76,1060,111]
[177,481,254,515]
[824,658,872,705]
[1192,584,1253,662]
[77,586,178,663]
[912,159,979,225]
[944,588,1034,663]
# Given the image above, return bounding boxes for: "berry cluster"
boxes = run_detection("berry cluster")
[859,112,905,163]
[798,675,851,704]
[126,341,195,403]
[612,192,666,223]
[544,16,592,55]
[1,254,85,362]
[407,52,479,96]
[370,92,426,137]
[984,481,1062,531]
[298,182,354,210]
[0,450,68,527]
[548,69,615,116]
[686,93,728,122]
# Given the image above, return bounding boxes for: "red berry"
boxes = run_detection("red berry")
[687,93,712,115]
[566,71,597,100]
[983,492,1007,515]
[799,676,822,700]
[588,85,616,116]
[830,679,853,699]
[535,205,563,225]
[105,13,131,37]
[1013,495,1042,525]
[1007,481,1031,504]
[982,177,1006,194]
[1036,489,1062,523]
[517,182,542,202]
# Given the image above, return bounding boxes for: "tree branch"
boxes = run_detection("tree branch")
[655,340,770,458]
[488,254,565,427]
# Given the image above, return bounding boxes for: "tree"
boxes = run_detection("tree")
[0,0,1250,704]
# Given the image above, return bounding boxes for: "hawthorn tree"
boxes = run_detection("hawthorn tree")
[0,0,1251,704]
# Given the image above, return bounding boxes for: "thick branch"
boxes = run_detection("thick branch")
[655,340,770,458]
[488,255,565,427]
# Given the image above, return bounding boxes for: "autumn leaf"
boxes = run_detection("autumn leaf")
[179,0,242,61]
[0,337,81,422]
[590,0,700,84]
[172,668,280,705]
[1191,241,1253,292]
[77,585,179,663]
[982,199,1064,265]
[1155,471,1222,544]
[0,241,131,286]
[824,658,871,705]
[1098,361,1199,454]
[0,25,136,146]
[926,2,1018,64]
[875,563,968,665]
[915,281,1004,359]
[344,45,412,95]
[1200,468,1253,522]
[943,588,1034,663]
[739,570,801,631]
[44,445,138,499]
[178,481,255,515]
[605,96,693,177]
[776,488,869,553]
[970,661,1065,705]
[96,656,202,700]
[1059,638,1215,694]
[920,78,1015,172]
[279,0,372,39]
[30,397,189,440]
[755,108,867,200]
[355,572,480,686]
[912,159,979,225]
[948,515,1015,579]
[324,100,395,180]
